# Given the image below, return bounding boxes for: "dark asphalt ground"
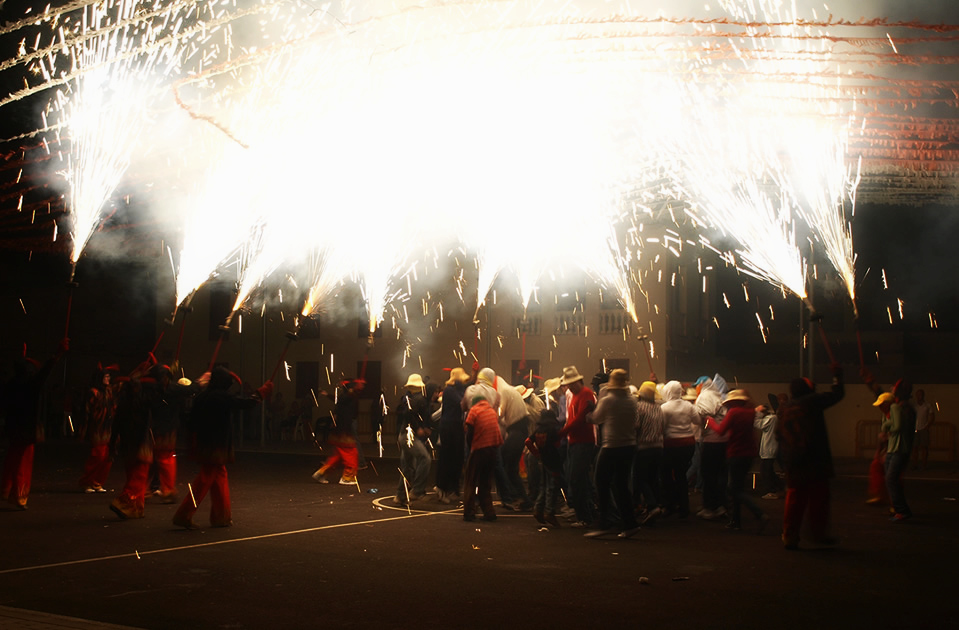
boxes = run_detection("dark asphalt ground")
[1,441,957,630]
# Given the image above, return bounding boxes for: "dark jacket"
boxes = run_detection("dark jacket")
[777,370,844,484]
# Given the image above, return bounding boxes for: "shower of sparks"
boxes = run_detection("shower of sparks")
[1,0,955,331]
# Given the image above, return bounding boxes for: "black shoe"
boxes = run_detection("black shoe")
[533,511,546,524]
[544,514,561,528]
[725,521,741,530]
[481,513,498,522]
[463,513,476,522]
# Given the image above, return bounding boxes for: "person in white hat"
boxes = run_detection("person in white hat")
[585,369,641,538]
[557,366,597,526]
[705,390,768,532]
[394,374,431,505]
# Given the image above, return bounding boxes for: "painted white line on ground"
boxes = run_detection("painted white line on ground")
[0,510,441,576]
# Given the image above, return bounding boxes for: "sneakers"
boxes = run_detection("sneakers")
[481,513,498,522]
[569,520,589,528]
[533,511,547,525]
[311,470,326,483]
[697,508,716,520]
[714,505,727,517]
[584,528,619,539]
[544,514,561,528]
[865,497,882,505]
[83,486,96,494]
[339,477,356,485]
[890,512,911,523]
[725,521,741,531]
[641,507,663,526]
[762,492,780,500]
[95,485,107,493]
[618,526,642,539]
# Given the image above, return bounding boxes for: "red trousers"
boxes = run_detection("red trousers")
[174,463,231,526]
[1,443,34,508]
[321,434,358,479]
[111,457,150,518]
[80,444,113,489]
[154,447,177,497]
[783,478,831,545]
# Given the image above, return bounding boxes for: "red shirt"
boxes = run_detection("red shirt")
[560,387,597,445]
[465,400,504,451]
[714,405,758,459]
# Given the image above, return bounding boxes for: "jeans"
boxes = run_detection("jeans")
[595,446,638,529]
[759,457,782,495]
[566,442,596,523]
[885,451,911,516]
[396,435,431,498]
[533,460,561,515]
[726,456,763,526]
[633,447,662,509]
[701,442,728,511]
[661,444,694,516]
[502,422,531,506]
[463,446,497,518]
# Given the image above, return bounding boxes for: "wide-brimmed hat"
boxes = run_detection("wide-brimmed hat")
[515,384,534,399]
[724,389,751,403]
[544,378,562,396]
[682,387,698,401]
[560,366,584,385]
[446,367,470,386]
[873,392,894,407]
[605,369,629,390]
[404,374,426,390]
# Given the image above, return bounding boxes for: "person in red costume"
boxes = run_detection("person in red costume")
[173,367,272,529]
[1,338,69,509]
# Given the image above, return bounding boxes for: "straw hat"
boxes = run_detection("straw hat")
[682,387,698,401]
[723,389,751,403]
[873,392,894,407]
[544,378,562,397]
[515,384,535,399]
[404,374,426,390]
[606,369,629,390]
[560,365,584,385]
[446,367,470,386]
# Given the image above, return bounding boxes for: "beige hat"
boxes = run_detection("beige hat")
[560,366,584,385]
[446,367,469,386]
[638,381,657,401]
[873,392,894,407]
[606,369,629,390]
[404,374,426,390]
[544,378,562,396]
[682,387,698,401]
[515,384,534,399]
[724,389,751,403]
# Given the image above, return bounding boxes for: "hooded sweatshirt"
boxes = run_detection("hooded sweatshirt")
[660,380,698,447]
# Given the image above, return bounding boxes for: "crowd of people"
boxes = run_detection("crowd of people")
[0,338,273,529]
[376,359,928,549]
[1,339,933,548]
